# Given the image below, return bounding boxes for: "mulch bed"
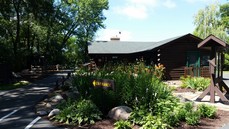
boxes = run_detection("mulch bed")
[174,87,197,93]
[175,110,229,129]
[39,87,229,129]
[47,110,229,129]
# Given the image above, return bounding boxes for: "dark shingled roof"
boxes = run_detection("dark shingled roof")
[88,33,191,54]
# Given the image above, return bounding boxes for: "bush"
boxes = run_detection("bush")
[180,76,210,91]
[176,102,201,125]
[55,99,102,125]
[72,62,172,114]
[198,104,217,118]
[114,120,132,129]
[176,102,194,122]
[71,62,208,127]
[141,114,169,129]
[185,111,201,125]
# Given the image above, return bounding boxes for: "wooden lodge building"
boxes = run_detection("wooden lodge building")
[88,34,227,80]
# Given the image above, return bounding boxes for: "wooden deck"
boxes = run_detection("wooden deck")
[184,67,210,78]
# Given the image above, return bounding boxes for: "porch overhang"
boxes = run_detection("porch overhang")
[198,34,227,48]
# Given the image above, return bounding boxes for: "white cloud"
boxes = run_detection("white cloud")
[127,0,158,7]
[113,0,178,20]
[95,29,132,41]
[163,0,176,8]
[185,0,218,3]
[114,5,148,20]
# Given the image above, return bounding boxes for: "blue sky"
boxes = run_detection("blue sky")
[95,0,228,41]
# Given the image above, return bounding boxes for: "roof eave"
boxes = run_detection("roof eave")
[198,35,227,48]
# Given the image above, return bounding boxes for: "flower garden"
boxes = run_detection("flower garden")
[52,62,216,129]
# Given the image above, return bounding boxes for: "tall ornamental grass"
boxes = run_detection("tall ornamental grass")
[72,62,172,114]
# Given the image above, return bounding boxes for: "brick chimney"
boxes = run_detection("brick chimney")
[110,37,120,41]
[110,31,121,41]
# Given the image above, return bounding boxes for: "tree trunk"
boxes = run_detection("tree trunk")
[27,24,31,52]
[13,0,21,56]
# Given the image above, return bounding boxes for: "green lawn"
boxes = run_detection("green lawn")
[0,81,30,90]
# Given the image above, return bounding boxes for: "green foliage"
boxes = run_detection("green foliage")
[220,3,229,34]
[72,62,173,114]
[224,53,229,70]
[129,105,149,125]
[193,3,228,42]
[72,62,185,127]
[71,62,217,127]
[154,63,165,80]
[155,96,180,126]
[0,0,108,71]
[198,104,217,118]
[55,99,102,125]
[175,102,216,126]
[140,114,169,129]
[180,76,210,91]
[0,81,30,90]
[129,95,180,127]
[185,111,201,125]
[176,102,194,121]
[114,120,132,129]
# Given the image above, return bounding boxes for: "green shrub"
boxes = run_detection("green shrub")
[175,102,202,126]
[185,111,201,125]
[198,104,217,118]
[176,102,194,121]
[141,114,169,129]
[129,105,149,125]
[72,62,173,115]
[55,99,102,125]
[71,62,188,127]
[114,120,132,129]
[180,76,210,91]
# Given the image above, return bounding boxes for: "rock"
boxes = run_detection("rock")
[176,95,190,102]
[108,106,132,120]
[48,109,60,117]
[45,103,52,108]
[54,94,63,100]
[51,94,63,102]
[37,110,48,116]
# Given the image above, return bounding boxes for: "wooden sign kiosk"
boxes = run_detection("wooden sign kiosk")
[196,35,229,103]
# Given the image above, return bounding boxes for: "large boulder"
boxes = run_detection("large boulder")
[108,106,132,120]
[48,109,60,117]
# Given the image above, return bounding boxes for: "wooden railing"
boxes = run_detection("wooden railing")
[184,66,210,78]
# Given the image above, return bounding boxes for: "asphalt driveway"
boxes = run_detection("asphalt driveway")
[0,72,68,129]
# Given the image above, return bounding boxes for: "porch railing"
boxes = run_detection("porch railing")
[184,66,210,78]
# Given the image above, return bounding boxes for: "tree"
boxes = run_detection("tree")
[220,3,229,36]
[61,0,109,62]
[193,3,228,42]
[0,0,108,71]
[193,2,229,70]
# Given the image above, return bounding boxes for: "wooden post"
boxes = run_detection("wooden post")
[196,58,229,103]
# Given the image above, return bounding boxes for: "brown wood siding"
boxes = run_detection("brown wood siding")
[89,34,211,80]
[159,36,209,80]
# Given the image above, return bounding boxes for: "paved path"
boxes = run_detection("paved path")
[0,72,69,129]
[221,72,229,129]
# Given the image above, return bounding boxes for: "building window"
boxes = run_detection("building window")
[201,55,210,66]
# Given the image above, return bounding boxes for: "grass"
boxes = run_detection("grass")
[0,81,30,90]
